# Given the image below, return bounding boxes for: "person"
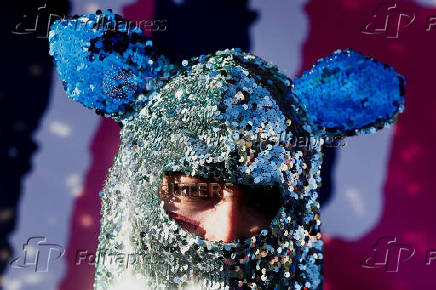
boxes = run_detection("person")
[158,171,283,242]
[49,10,405,290]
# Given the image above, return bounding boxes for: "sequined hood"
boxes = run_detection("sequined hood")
[49,10,405,290]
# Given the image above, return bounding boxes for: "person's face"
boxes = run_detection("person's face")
[158,172,283,243]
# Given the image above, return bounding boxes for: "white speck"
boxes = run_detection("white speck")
[49,121,72,138]
[84,3,99,13]
[2,279,22,290]
[345,187,365,216]
[175,89,183,99]
[111,272,149,290]
[66,173,83,197]
[72,87,80,96]
[23,272,43,284]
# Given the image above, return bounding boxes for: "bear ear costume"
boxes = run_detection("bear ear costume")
[293,49,405,137]
[50,11,405,134]
[48,9,177,121]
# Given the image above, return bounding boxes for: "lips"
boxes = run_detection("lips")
[166,212,206,237]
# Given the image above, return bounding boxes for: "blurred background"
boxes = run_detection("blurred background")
[1,0,435,289]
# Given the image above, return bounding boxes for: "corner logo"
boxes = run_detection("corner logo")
[361,2,415,38]
[361,236,415,272]
[9,236,65,272]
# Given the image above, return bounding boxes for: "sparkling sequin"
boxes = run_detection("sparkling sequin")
[49,10,405,290]
[49,10,177,120]
[293,49,405,136]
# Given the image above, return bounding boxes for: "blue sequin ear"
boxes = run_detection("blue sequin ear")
[293,49,405,136]
[49,9,177,120]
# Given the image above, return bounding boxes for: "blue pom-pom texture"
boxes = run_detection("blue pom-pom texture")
[293,49,405,135]
[49,10,176,119]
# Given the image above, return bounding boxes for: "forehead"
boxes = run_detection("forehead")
[162,172,219,183]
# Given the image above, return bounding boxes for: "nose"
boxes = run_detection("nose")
[202,186,242,243]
